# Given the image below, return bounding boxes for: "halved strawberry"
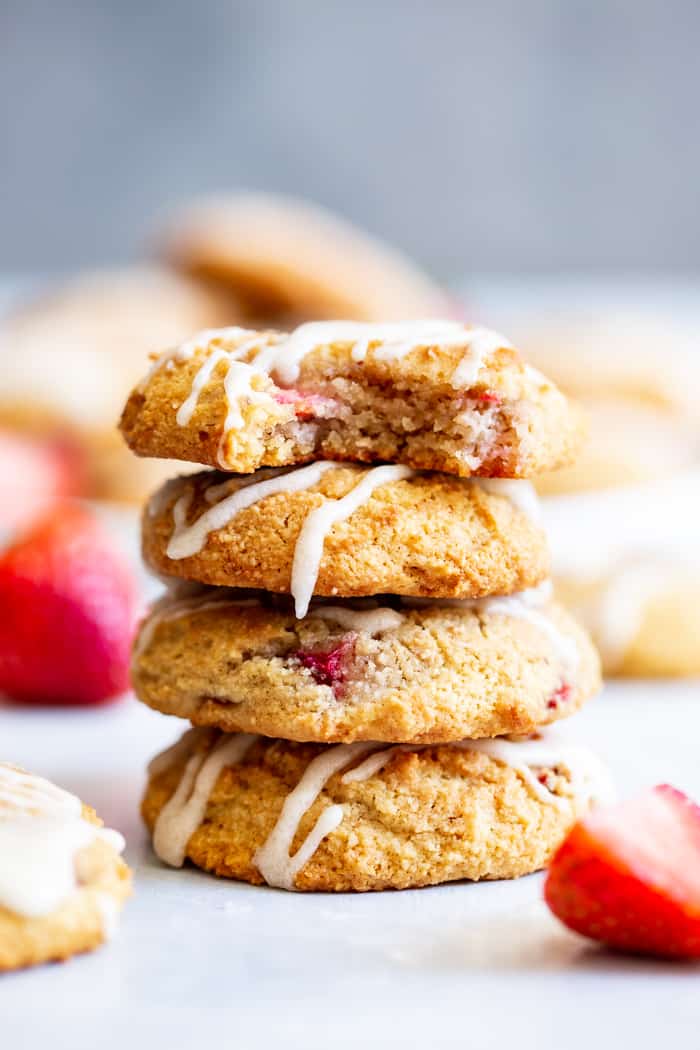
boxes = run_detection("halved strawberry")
[0,503,136,705]
[545,785,700,959]
[0,428,86,536]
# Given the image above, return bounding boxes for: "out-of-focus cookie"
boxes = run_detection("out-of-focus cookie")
[0,763,131,972]
[142,727,613,892]
[141,467,549,615]
[556,556,700,677]
[160,193,452,323]
[120,322,585,479]
[537,399,698,496]
[131,583,600,743]
[0,267,236,502]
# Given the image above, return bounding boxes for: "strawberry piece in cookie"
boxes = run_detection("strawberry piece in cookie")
[545,784,700,959]
[293,635,357,693]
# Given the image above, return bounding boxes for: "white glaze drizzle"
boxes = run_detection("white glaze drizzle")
[291,464,413,617]
[307,605,404,635]
[251,729,612,890]
[0,763,125,920]
[475,478,542,524]
[141,321,512,444]
[341,735,613,813]
[153,733,258,867]
[166,461,336,560]
[253,742,378,890]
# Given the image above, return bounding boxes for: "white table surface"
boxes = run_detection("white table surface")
[2,679,699,1047]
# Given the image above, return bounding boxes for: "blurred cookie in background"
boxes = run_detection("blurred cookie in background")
[536,397,698,496]
[159,192,452,325]
[0,267,236,503]
[556,554,700,678]
[496,312,700,496]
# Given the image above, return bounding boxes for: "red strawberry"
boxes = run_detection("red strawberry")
[545,785,700,959]
[0,503,136,705]
[292,635,356,694]
[0,428,86,536]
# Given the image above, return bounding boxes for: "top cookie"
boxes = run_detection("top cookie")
[119,321,584,479]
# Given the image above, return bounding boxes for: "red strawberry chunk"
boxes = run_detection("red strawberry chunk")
[478,391,503,406]
[292,635,356,692]
[545,784,700,959]
[0,504,136,706]
[273,389,340,421]
[547,681,573,710]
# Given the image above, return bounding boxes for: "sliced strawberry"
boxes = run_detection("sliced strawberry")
[0,429,86,536]
[0,503,136,706]
[545,784,700,959]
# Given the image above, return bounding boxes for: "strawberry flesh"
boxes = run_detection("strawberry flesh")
[0,503,136,706]
[292,635,356,693]
[547,681,572,710]
[545,784,700,959]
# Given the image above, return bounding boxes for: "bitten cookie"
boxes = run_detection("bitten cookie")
[159,192,451,323]
[141,466,549,615]
[132,584,600,743]
[142,727,613,892]
[120,322,584,479]
[0,764,131,972]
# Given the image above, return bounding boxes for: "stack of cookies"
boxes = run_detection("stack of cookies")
[121,320,610,892]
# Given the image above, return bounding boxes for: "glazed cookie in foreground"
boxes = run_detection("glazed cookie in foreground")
[120,322,584,478]
[142,466,548,615]
[142,727,613,892]
[0,764,131,972]
[132,585,600,743]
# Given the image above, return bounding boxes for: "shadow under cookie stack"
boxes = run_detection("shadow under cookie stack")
[121,320,611,892]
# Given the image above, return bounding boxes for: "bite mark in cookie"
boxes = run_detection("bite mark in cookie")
[120,322,584,478]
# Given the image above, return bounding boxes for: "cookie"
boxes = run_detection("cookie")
[141,466,549,616]
[0,763,131,972]
[119,322,584,479]
[131,583,600,743]
[142,727,612,892]
[160,192,451,323]
[0,267,234,502]
[536,399,698,496]
[556,556,700,677]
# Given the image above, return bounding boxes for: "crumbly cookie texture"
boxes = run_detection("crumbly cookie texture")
[119,328,584,478]
[556,565,700,678]
[0,805,131,973]
[132,590,600,743]
[142,730,588,892]
[141,466,549,600]
[160,192,451,323]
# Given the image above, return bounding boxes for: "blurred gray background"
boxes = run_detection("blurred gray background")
[1,0,698,278]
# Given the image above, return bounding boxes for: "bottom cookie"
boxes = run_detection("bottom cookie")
[0,764,131,972]
[142,728,613,892]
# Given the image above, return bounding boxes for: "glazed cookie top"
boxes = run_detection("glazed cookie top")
[119,321,585,478]
[0,763,128,923]
[142,466,548,614]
